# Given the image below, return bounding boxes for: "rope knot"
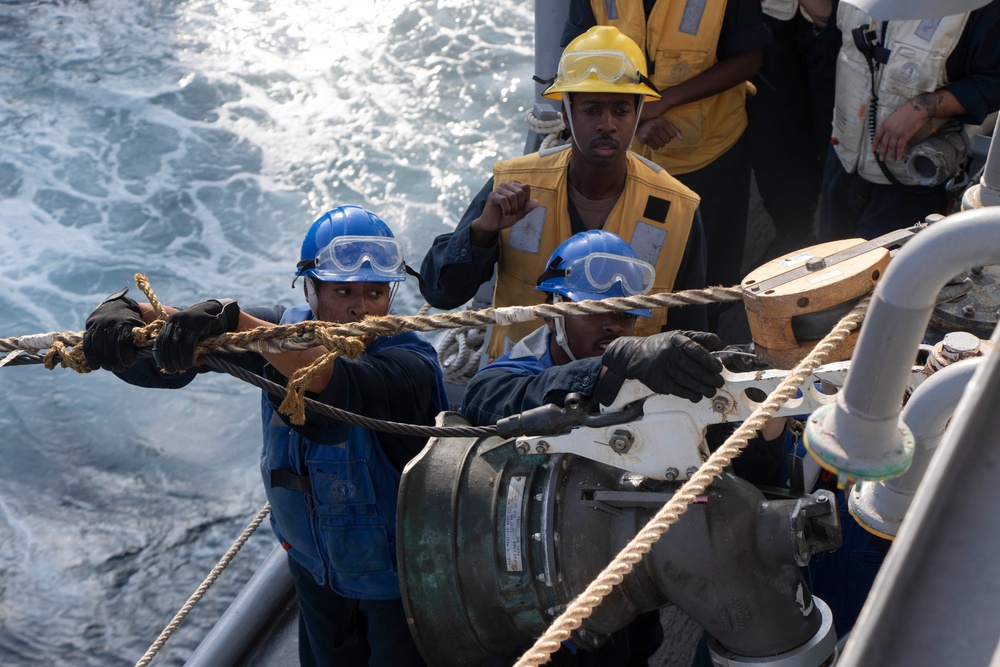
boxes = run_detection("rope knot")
[314,326,368,358]
[44,341,90,372]
[278,326,370,426]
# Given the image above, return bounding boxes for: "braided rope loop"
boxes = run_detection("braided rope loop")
[525,108,566,150]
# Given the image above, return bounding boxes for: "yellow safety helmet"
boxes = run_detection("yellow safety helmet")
[543,26,660,101]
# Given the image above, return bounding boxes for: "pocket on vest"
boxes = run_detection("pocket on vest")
[321,524,395,574]
[308,459,378,517]
[881,44,945,101]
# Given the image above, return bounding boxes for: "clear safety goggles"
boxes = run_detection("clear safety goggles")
[557,49,643,84]
[562,252,654,295]
[312,236,405,277]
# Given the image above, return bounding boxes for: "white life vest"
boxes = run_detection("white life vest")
[831,3,969,185]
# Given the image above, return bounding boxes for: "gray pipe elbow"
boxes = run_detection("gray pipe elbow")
[648,474,834,658]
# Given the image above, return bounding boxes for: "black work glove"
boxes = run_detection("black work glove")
[599,330,725,404]
[715,342,772,373]
[83,287,144,373]
[155,299,240,374]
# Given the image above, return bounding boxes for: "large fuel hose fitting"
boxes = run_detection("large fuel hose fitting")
[398,412,841,666]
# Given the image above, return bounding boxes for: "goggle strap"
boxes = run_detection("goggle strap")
[292,260,315,288]
[638,72,660,95]
[533,74,555,85]
[535,255,567,286]
[404,263,426,292]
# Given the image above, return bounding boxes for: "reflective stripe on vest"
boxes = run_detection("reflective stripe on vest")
[486,146,699,360]
[832,4,968,185]
[592,0,748,174]
[260,304,403,600]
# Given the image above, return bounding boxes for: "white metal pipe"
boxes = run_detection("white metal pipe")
[847,0,992,20]
[894,358,981,493]
[849,358,982,538]
[809,207,1000,480]
[525,0,571,154]
[834,300,1000,667]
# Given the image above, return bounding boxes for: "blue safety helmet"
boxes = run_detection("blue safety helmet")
[535,230,654,317]
[296,205,407,284]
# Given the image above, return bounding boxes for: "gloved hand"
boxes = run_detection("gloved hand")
[155,299,240,374]
[715,342,772,373]
[600,330,725,403]
[83,287,144,372]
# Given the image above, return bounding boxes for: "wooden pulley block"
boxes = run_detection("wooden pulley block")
[742,238,891,369]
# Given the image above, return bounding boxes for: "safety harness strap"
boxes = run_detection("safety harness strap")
[271,468,312,495]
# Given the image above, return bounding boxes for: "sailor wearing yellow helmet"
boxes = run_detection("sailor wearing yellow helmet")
[419,25,712,361]
[562,0,769,329]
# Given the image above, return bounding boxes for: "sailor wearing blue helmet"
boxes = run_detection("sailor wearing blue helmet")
[463,229,724,426]
[83,205,447,667]
[461,229,724,666]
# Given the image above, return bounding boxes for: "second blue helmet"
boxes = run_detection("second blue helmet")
[535,230,654,317]
[297,205,406,283]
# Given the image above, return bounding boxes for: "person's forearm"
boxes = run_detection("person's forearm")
[420,230,498,309]
[874,88,967,161]
[910,89,966,119]
[641,50,763,120]
[469,217,499,247]
[138,302,177,323]
[241,311,332,393]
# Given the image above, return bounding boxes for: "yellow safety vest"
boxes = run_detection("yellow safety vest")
[487,145,700,359]
[832,4,968,185]
[591,0,749,174]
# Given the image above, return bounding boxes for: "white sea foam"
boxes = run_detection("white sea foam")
[0,0,533,664]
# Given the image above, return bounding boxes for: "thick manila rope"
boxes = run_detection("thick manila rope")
[512,297,870,667]
[2,277,743,418]
[1,283,743,361]
[133,275,370,425]
[277,329,369,424]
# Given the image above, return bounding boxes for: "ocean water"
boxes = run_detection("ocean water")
[0,1,533,664]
